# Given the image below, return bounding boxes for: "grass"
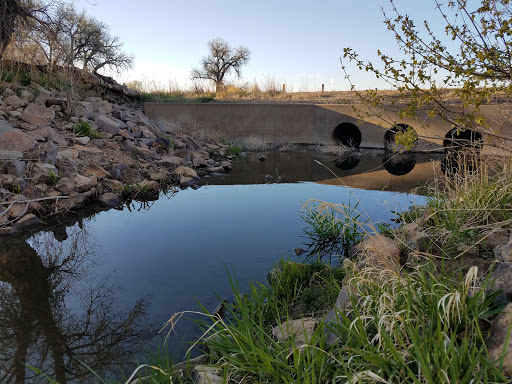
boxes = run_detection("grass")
[299,199,367,262]
[145,259,506,383]
[226,144,243,156]
[399,153,512,257]
[74,120,102,139]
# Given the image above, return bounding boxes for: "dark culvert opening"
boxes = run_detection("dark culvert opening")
[384,124,417,151]
[332,123,362,148]
[443,128,483,149]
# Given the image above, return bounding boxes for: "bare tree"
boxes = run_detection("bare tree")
[3,2,133,74]
[0,0,54,59]
[0,226,150,384]
[191,37,250,93]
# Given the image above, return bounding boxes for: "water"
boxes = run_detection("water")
[0,149,440,383]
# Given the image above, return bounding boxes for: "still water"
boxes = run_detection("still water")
[0,149,441,383]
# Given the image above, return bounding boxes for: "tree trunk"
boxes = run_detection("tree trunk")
[0,0,21,59]
[215,80,224,93]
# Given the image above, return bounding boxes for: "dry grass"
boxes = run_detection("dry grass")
[160,118,224,143]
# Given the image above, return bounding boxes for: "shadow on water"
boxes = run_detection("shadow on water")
[0,222,152,383]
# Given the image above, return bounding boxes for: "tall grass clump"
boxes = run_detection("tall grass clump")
[191,272,345,383]
[404,154,512,256]
[328,260,507,383]
[300,199,367,261]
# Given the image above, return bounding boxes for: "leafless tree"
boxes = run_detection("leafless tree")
[0,0,55,59]
[0,226,150,384]
[3,2,133,74]
[191,37,250,93]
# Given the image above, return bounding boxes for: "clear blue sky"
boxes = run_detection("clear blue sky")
[76,0,446,91]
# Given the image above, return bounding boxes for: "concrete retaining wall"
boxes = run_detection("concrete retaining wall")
[145,102,512,151]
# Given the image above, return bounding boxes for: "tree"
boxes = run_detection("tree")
[191,37,250,93]
[342,0,512,145]
[0,0,54,59]
[3,2,133,74]
[0,226,149,384]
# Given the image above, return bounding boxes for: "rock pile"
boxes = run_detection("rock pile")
[0,83,233,236]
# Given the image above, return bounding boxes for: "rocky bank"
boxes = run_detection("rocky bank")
[0,81,233,236]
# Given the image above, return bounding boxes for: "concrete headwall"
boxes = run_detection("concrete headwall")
[144,102,512,151]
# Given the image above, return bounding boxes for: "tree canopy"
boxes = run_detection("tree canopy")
[1,1,133,74]
[342,0,512,143]
[0,0,54,59]
[191,37,250,93]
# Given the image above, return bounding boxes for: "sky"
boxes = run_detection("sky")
[74,0,448,92]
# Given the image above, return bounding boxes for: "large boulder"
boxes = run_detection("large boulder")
[0,129,38,152]
[85,164,111,179]
[494,234,512,262]
[6,160,26,177]
[30,163,59,184]
[73,101,94,119]
[19,103,56,126]
[0,150,23,160]
[487,262,512,306]
[323,284,359,344]
[94,113,127,135]
[0,120,13,135]
[487,303,512,375]
[348,234,400,271]
[193,366,223,384]
[272,317,317,348]
[4,95,25,109]
[99,192,121,206]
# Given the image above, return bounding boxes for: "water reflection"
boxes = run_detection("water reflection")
[0,149,446,381]
[0,225,150,383]
[382,153,417,176]
[200,149,443,192]
[333,153,360,170]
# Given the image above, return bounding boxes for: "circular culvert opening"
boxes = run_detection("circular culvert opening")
[384,123,417,151]
[332,123,362,148]
[443,128,483,149]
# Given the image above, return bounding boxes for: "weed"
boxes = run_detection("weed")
[400,155,512,257]
[300,199,367,262]
[328,260,506,383]
[74,120,102,139]
[1,70,15,83]
[226,144,243,156]
[48,170,60,185]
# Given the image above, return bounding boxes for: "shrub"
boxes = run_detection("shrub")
[74,120,102,139]
[226,144,243,156]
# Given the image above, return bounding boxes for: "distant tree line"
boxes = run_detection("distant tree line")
[0,0,133,74]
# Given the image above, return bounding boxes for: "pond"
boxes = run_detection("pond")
[0,149,442,383]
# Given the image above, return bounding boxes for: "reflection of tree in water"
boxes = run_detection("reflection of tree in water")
[382,153,417,176]
[0,226,150,383]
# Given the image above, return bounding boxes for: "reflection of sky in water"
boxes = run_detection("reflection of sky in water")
[84,182,424,357]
